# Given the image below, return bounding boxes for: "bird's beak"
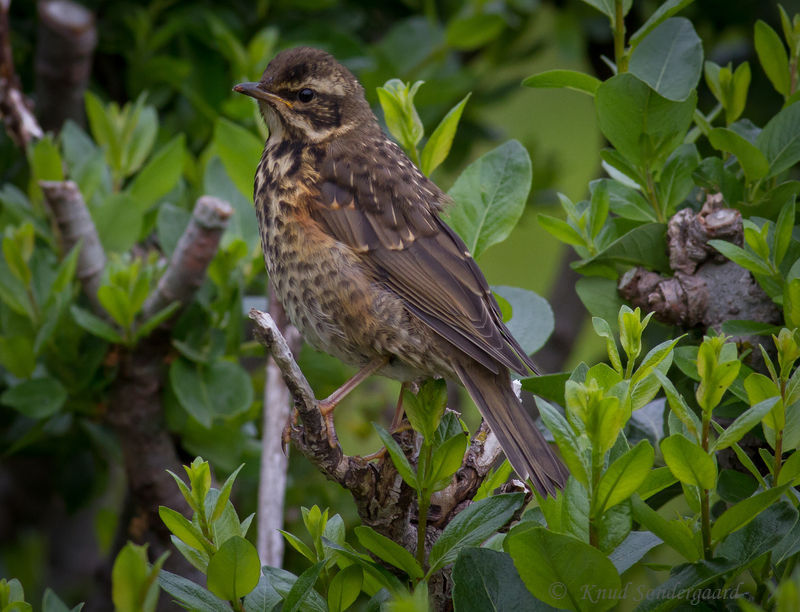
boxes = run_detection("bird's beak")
[233,82,293,109]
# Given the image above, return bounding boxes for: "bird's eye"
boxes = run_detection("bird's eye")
[297,88,315,103]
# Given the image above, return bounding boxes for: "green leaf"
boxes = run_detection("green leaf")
[630,495,700,561]
[282,561,325,612]
[206,536,260,601]
[420,93,470,176]
[595,73,696,171]
[708,239,773,277]
[158,570,230,612]
[445,140,532,259]
[452,547,542,611]
[445,13,505,50]
[712,396,779,451]
[786,278,800,328]
[126,135,185,211]
[0,377,67,419]
[711,484,790,543]
[156,203,191,256]
[321,539,406,596]
[774,199,795,266]
[97,284,133,328]
[719,320,782,336]
[376,79,424,153]
[629,18,703,101]
[169,358,254,427]
[111,543,165,612]
[708,127,770,183]
[505,524,620,611]
[372,423,417,488]
[493,285,554,356]
[135,302,180,341]
[92,193,143,253]
[716,500,798,565]
[28,135,65,182]
[537,214,586,246]
[660,434,717,489]
[427,493,523,574]
[428,432,468,491]
[327,565,362,612]
[210,464,244,524]
[778,450,800,486]
[522,70,601,95]
[573,223,670,275]
[279,530,315,563]
[716,469,758,503]
[756,101,800,178]
[70,305,123,343]
[536,397,589,487]
[655,370,701,440]
[578,0,632,19]
[354,526,423,579]
[158,506,211,553]
[592,440,654,517]
[755,20,791,97]
[213,118,263,201]
[203,157,259,252]
[123,106,157,177]
[629,0,696,47]
[243,577,282,612]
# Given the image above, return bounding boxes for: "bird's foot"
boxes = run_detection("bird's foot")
[318,398,339,448]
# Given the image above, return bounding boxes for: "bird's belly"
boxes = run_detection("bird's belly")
[258,199,450,381]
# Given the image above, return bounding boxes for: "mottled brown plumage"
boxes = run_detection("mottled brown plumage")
[235,47,568,496]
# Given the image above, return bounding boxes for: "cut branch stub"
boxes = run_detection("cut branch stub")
[142,195,232,319]
[35,0,97,131]
[40,179,105,310]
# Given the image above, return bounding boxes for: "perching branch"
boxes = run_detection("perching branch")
[0,0,43,147]
[142,195,232,319]
[40,180,106,311]
[247,308,506,545]
[35,0,97,132]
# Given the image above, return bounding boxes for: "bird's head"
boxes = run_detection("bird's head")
[234,47,373,143]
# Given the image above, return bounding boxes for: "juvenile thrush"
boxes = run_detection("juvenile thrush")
[235,47,568,496]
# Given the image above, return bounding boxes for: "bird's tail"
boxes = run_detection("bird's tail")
[453,361,568,497]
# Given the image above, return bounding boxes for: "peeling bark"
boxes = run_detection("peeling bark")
[618,194,781,352]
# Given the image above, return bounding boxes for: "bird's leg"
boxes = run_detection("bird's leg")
[319,356,389,446]
[390,381,409,431]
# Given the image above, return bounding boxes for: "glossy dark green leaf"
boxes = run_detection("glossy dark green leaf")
[0,376,66,420]
[428,493,523,574]
[573,223,669,275]
[282,561,325,612]
[169,358,254,427]
[372,422,417,488]
[243,576,282,612]
[711,484,791,543]
[756,101,800,178]
[629,0,696,47]
[608,531,663,574]
[452,547,551,611]
[354,526,423,579]
[716,500,797,564]
[158,570,230,612]
[327,565,362,612]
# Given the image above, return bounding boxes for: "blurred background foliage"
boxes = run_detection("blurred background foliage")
[0,0,796,605]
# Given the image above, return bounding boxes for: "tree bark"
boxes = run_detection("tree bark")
[35,0,97,132]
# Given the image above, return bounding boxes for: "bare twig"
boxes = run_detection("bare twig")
[35,0,97,131]
[142,195,232,319]
[40,180,105,310]
[0,0,43,146]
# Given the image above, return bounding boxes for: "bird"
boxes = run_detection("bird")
[234,46,568,496]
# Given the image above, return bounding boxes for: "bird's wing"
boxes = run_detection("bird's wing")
[309,136,535,376]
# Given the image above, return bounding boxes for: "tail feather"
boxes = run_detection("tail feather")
[454,361,568,497]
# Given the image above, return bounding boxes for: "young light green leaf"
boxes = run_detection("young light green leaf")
[445,140,532,259]
[655,370,701,440]
[660,434,717,489]
[522,70,601,95]
[537,214,586,246]
[354,526,424,579]
[376,79,424,153]
[373,423,418,489]
[210,464,244,524]
[535,397,589,487]
[712,397,780,451]
[755,20,791,97]
[592,440,655,517]
[158,506,212,554]
[708,239,773,277]
[420,93,470,176]
[279,530,315,563]
[206,535,260,601]
[630,495,700,561]
[327,565,362,612]
[636,467,678,501]
[428,432,468,491]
